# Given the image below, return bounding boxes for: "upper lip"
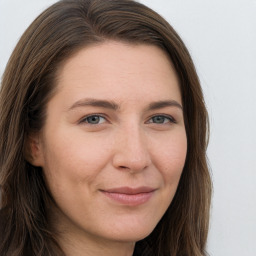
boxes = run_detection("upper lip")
[101,186,156,195]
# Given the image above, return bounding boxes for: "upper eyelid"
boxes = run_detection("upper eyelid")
[77,113,177,124]
[147,114,176,123]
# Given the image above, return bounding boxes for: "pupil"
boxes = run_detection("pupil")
[88,116,99,124]
[153,116,164,123]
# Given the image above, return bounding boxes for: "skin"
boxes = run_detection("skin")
[30,41,187,256]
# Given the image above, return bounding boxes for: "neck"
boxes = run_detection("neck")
[57,230,135,256]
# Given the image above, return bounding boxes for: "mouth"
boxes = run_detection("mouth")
[100,186,156,206]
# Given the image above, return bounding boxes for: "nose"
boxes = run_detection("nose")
[112,125,152,173]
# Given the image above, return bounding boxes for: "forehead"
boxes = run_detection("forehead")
[53,41,181,108]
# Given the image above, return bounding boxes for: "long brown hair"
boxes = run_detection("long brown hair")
[0,0,211,255]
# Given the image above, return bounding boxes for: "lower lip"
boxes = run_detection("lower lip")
[101,191,154,206]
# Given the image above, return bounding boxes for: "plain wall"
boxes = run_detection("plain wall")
[0,0,256,255]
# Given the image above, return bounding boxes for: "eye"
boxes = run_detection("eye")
[80,115,106,125]
[148,115,176,124]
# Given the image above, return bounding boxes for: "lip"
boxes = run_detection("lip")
[100,186,156,206]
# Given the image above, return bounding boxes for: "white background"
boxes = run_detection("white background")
[0,0,255,255]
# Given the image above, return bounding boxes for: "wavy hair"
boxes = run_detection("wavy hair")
[0,0,211,255]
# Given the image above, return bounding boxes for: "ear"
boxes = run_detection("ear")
[24,133,44,167]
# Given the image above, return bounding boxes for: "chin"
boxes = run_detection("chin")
[104,222,157,243]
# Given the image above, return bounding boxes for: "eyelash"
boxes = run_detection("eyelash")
[79,114,176,125]
[147,114,177,124]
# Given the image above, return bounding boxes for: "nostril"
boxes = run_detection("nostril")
[119,166,128,169]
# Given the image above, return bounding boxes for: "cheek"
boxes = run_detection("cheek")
[41,130,111,189]
[152,130,187,185]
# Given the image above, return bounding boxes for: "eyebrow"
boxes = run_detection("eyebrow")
[147,100,183,111]
[68,98,183,112]
[68,98,119,111]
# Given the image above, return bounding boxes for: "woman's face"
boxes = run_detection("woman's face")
[32,41,187,248]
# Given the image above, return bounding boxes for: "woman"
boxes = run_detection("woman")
[0,0,212,255]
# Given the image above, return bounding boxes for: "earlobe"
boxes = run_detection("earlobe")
[24,134,44,167]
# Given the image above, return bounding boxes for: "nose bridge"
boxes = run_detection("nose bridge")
[113,121,151,172]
